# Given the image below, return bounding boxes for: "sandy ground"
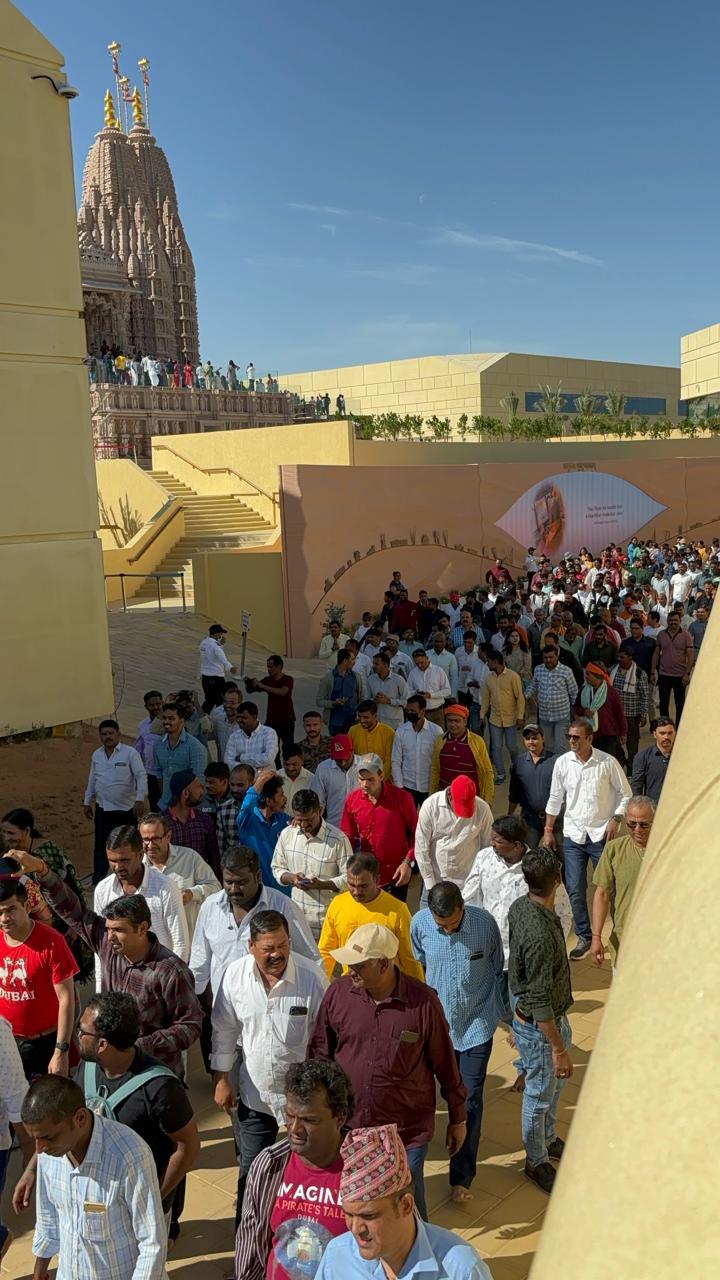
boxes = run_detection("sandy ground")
[0,733,98,876]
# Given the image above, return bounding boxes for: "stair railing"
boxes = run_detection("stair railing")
[152,443,279,526]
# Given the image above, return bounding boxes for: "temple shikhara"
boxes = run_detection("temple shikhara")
[78,73,199,364]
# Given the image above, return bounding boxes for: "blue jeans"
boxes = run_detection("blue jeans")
[469,704,484,735]
[563,836,605,944]
[450,1038,494,1188]
[538,718,570,754]
[406,1143,429,1220]
[489,723,518,781]
[512,1012,572,1166]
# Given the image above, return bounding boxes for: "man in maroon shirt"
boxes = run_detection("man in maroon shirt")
[651,610,694,726]
[390,590,419,637]
[340,754,415,902]
[307,922,466,1223]
[167,770,220,874]
[246,655,296,759]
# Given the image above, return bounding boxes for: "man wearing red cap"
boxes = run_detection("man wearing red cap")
[309,736,360,828]
[414,776,494,901]
[429,705,494,805]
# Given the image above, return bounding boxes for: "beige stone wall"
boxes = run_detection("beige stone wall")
[681,323,720,400]
[95,459,171,550]
[193,545,286,653]
[1,2,113,734]
[279,352,680,427]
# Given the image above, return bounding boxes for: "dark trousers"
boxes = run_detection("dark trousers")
[658,673,686,724]
[16,1029,56,1082]
[408,789,429,808]
[450,1037,494,1188]
[201,675,226,712]
[93,807,134,883]
[0,1148,9,1250]
[386,880,409,903]
[273,720,297,762]
[594,734,620,759]
[232,1102,278,1227]
[617,716,641,772]
[147,773,162,809]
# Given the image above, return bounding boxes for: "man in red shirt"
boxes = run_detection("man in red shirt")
[0,858,77,1080]
[340,754,415,902]
[390,590,419,636]
[246,655,296,759]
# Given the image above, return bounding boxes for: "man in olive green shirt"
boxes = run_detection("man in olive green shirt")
[591,795,655,967]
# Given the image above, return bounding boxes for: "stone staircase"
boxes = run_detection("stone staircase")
[129,469,275,604]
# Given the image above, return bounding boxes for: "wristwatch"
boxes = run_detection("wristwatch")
[55,1041,70,1053]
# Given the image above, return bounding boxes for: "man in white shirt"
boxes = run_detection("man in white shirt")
[139,812,220,942]
[93,825,189,990]
[199,623,236,711]
[454,635,490,733]
[309,736,361,826]
[318,620,351,665]
[383,634,411,680]
[669,561,694,607]
[426,632,459,698]
[272,790,352,940]
[210,687,242,760]
[83,719,147,885]
[406,649,452,726]
[224,702,278,771]
[391,695,443,804]
[415,776,494,902]
[367,652,407,728]
[543,717,631,960]
[212,909,327,1221]
[278,745,315,808]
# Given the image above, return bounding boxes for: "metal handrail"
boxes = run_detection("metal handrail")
[152,443,279,523]
[104,572,187,612]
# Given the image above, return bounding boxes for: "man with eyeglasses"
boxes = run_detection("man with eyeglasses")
[544,718,631,960]
[590,796,655,969]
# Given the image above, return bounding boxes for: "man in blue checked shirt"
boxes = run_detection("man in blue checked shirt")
[411,881,504,1204]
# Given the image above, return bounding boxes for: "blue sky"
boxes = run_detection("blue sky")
[23,0,720,372]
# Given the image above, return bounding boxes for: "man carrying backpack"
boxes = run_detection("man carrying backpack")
[13,992,200,1239]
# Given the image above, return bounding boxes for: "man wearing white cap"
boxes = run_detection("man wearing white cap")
[307,923,467,1222]
[340,754,416,901]
[414,776,494,904]
[315,1122,492,1278]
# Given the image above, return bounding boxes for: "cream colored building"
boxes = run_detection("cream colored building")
[681,322,720,417]
[1,1,113,735]
[279,351,682,426]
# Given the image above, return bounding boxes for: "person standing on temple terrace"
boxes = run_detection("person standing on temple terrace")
[246,361,255,390]
[20,1075,167,1280]
[0,857,77,1082]
[315,1122,493,1279]
[543,717,631,960]
[272,789,351,942]
[235,1059,353,1280]
[227,358,239,389]
[411,881,505,1204]
[212,910,328,1222]
[391,693,443,806]
[591,795,655,970]
[414,776,494,902]
[153,701,208,811]
[224,701,279,772]
[429,703,494,805]
[508,847,573,1195]
[307,924,467,1223]
[11,847,201,1078]
[134,689,164,809]
[651,609,694,725]
[317,649,360,735]
[199,622,237,711]
[631,716,676,803]
[83,719,147,885]
[299,709,331,772]
[246,654,297,759]
[336,391,346,415]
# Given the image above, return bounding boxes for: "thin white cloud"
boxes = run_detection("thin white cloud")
[349,262,443,286]
[288,202,354,217]
[320,223,337,236]
[435,227,603,267]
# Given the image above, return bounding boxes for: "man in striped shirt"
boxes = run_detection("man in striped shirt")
[235,1060,352,1280]
[411,881,504,1203]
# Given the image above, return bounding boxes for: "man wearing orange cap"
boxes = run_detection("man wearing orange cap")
[414,776,494,902]
[315,1122,492,1278]
[429,705,494,805]
[575,662,627,757]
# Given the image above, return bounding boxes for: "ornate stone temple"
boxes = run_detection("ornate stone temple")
[78,87,200,363]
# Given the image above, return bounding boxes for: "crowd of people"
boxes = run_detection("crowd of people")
[0,531,706,1277]
[87,346,282,394]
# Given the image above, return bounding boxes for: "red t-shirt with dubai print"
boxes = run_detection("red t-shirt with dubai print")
[0,921,78,1038]
[267,1151,345,1279]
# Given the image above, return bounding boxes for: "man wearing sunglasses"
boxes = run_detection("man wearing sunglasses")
[590,795,655,969]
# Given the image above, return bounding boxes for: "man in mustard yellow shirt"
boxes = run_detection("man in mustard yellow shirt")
[349,700,395,778]
[481,651,525,785]
[318,851,423,982]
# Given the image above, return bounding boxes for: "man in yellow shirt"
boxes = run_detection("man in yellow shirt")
[349,700,395,778]
[481,651,525,785]
[318,852,423,982]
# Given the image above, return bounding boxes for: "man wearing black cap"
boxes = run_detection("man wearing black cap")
[508,725,559,845]
[199,624,236,712]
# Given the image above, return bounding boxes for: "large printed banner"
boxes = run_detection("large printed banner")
[495,471,667,558]
[280,456,720,655]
